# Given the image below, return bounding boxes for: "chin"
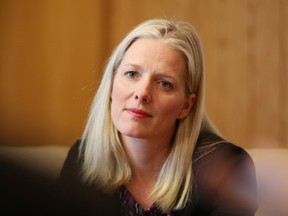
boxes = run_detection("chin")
[120,130,148,139]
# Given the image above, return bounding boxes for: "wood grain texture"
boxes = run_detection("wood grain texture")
[0,0,287,148]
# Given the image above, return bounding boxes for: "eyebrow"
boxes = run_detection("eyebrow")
[121,63,141,70]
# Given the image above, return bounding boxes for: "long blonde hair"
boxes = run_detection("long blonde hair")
[80,18,218,212]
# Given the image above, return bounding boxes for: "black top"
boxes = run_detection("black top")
[58,131,258,216]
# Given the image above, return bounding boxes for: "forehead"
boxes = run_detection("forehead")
[125,38,180,56]
[122,39,186,71]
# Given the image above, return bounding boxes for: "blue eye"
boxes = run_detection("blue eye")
[159,81,172,89]
[126,71,137,78]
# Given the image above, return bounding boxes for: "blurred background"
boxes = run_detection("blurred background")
[0,0,287,148]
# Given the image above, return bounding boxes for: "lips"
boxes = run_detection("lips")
[126,108,152,118]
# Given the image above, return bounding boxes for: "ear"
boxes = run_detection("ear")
[178,94,196,119]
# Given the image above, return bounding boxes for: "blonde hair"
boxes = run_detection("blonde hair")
[80,18,218,212]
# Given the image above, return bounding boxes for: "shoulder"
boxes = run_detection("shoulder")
[58,140,122,215]
[194,130,256,186]
[63,139,83,167]
[190,130,258,215]
[194,130,252,165]
[67,139,82,157]
[59,139,83,184]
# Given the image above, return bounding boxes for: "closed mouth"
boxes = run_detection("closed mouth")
[126,108,152,118]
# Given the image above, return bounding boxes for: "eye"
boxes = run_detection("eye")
[159,80,173,89]
[125,71,137,79]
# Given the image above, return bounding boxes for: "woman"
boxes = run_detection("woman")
[59,18,258,216]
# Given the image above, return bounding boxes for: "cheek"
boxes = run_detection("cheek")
[159,98,185,117]
[110,79,127,114]
[111,79,121,101]
[110,91,121,128]
[110,82,119,116]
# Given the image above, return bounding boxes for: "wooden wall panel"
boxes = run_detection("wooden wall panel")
[0,0,108,146]
[0,0,287,148]
[107,0,288,148]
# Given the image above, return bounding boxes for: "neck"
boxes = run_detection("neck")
[121,135,172,210]
[121,135,171,182]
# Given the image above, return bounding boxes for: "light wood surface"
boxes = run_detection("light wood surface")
[0,0,287,148]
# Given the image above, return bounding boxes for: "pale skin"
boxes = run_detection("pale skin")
[110,38,195,210]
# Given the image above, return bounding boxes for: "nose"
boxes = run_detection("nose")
[134,79,152,103]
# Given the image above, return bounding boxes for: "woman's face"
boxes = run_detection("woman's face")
[111,38,195,141]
